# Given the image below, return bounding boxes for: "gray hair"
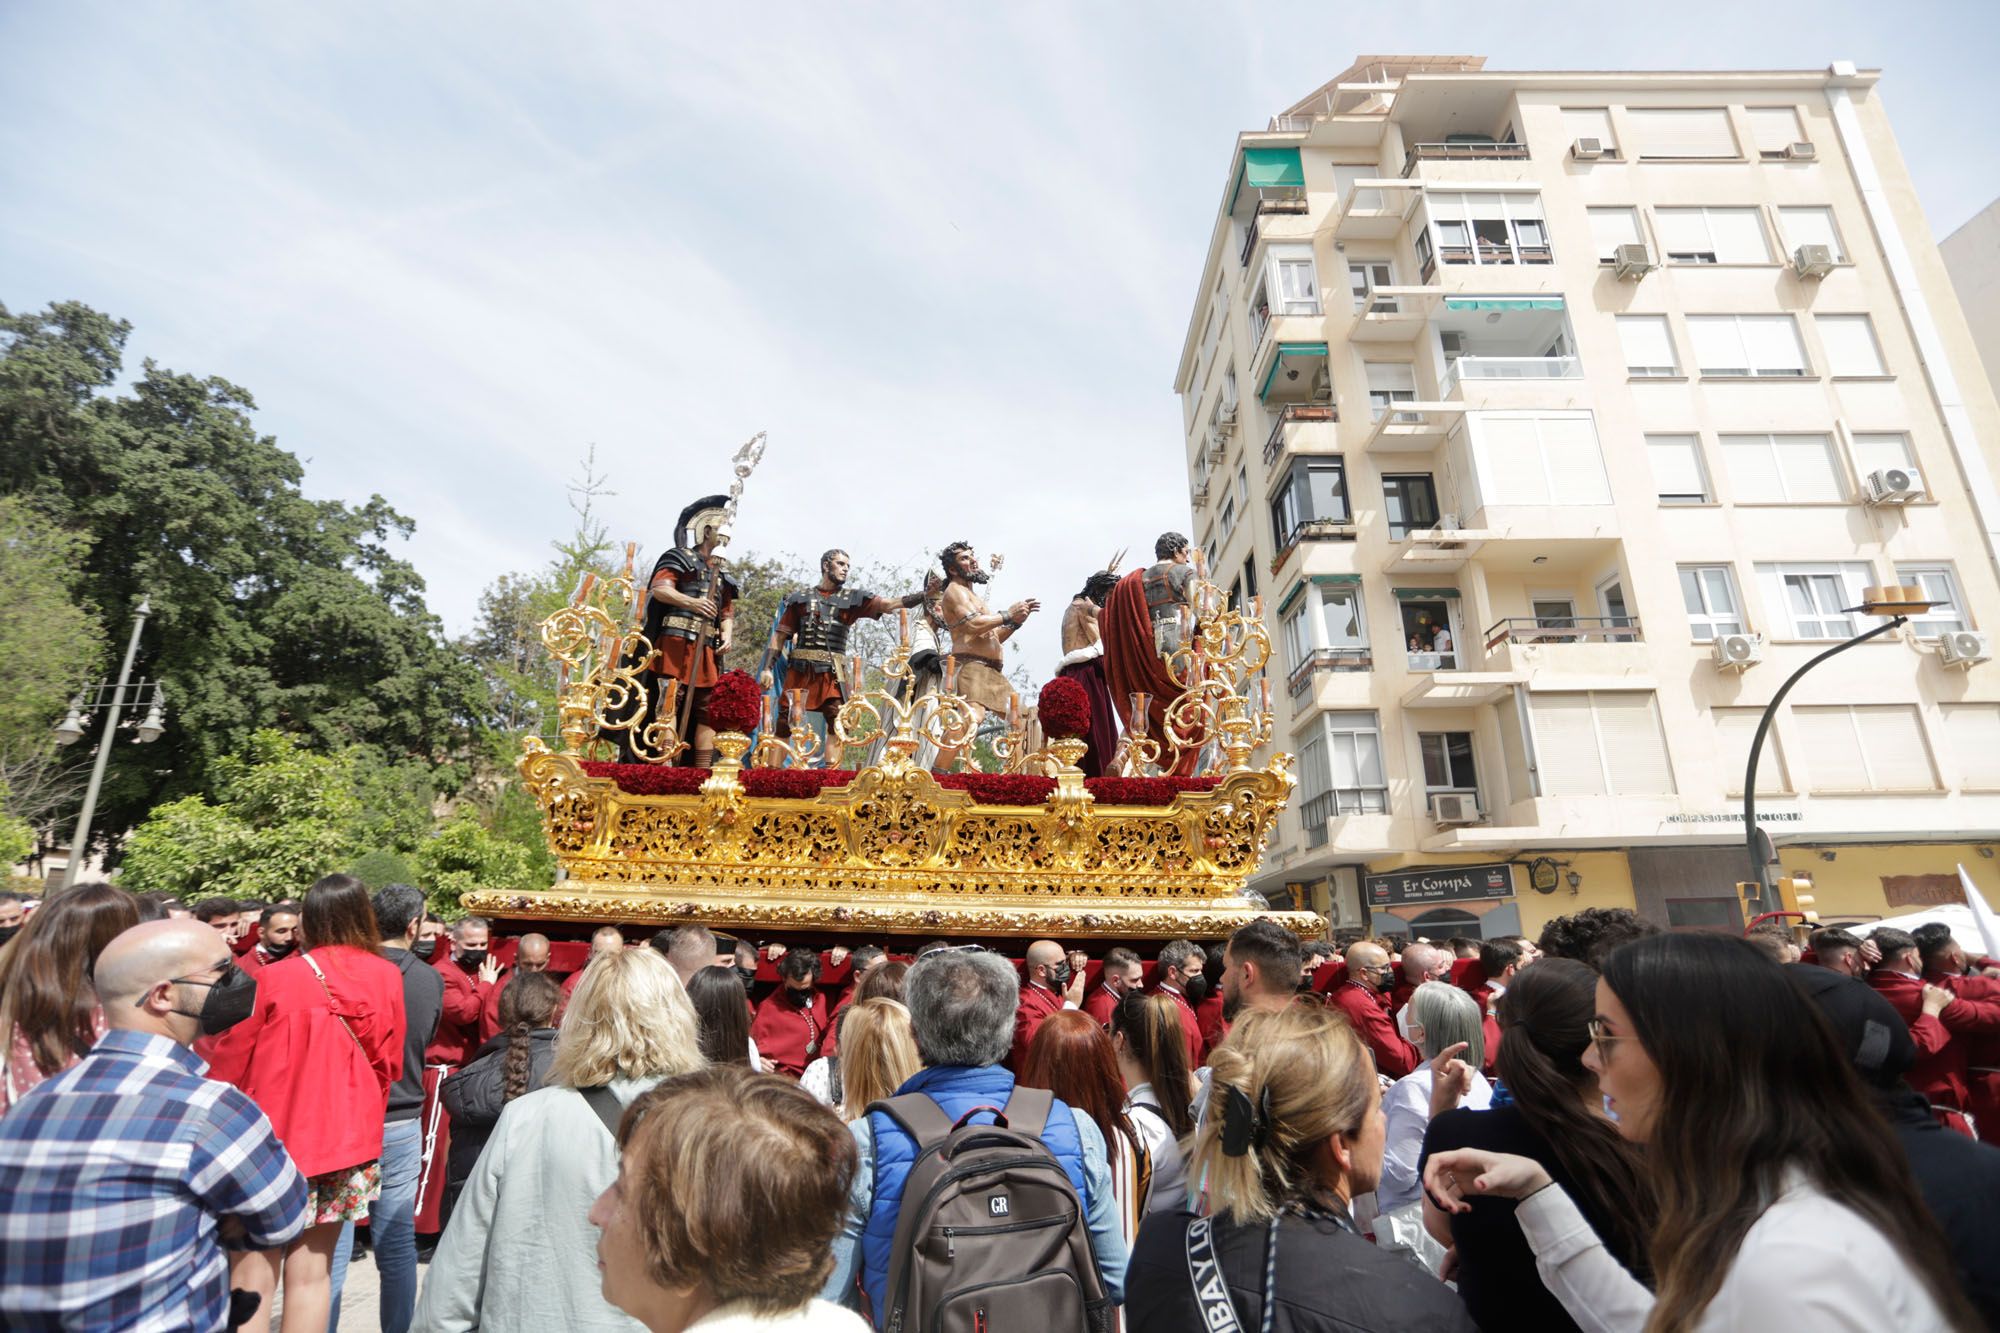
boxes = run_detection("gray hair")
[904,949,1017,1069]
[1408,980,1485,1068]
[1158,939,1204,975]
[451,916,490,939]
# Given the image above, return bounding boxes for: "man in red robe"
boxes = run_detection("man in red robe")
[1100,535,1204,779]
[1327,940,1420,1079]
[1082,947,1144,1028]
[1151,939,1208,1067]
[426,917,500,1067]
[1918,924,2000,1141]
[1009,940,1085,1070]
[1869,927,2000,1136]
[751,947,830,1078]
[235,902,300,977]
[478,933,553,1043]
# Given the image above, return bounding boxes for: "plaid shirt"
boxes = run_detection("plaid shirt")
[0,1027,307,1332]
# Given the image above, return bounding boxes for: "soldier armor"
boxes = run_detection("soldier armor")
[647,547,740,645]
[782,587,872,672]
[1142,560,1195,655]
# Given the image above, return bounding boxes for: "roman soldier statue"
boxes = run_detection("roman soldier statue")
[637,493,740,767]
[1102,531,1203,777]
[1141,531,1197,655]
[756,549,929,741]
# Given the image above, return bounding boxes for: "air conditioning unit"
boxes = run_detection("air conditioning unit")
[1572,137,1607,160]
[1431,792,1482,825]
[1713,633,1763,671]
[1785,141,1818,161]
[1792,244,1836,278]
[1940,631,1992,668]
[1864,467,1923,505]
[1217,400,1238,427]
[1612,243,1656,280]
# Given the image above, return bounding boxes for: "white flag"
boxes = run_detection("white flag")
[1956,864,2000,963]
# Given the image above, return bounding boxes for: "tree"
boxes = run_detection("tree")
[412,806,540,919]
[0,301,485,858]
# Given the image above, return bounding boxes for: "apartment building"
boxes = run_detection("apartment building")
[1173,56,2000,941]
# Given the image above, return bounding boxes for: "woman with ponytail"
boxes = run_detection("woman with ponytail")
[1126,1003,1476,1332]
[1111,990,1195,1216]
[440,970,563,1223]
[1426,933,1979,1331]
[1418,958,1650,1331]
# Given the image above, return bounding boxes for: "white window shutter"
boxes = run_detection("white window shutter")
[1942,706,2000,790]
[1653,209,1710,255]
[1616,316,1677,372]
[1707,209,1771,263]
[1818,316,1885,377]
[1780,207,1843,260]
[1588,208,1641,258]
[1740,316,1807,374]
[1850,433,1912,478]
[1646,436,1706,497]
[1853,705,1937,790]
[1773,435,1842,501]
[1531,693,1608,796]
[1365,362,1417,392]
[1539,415,1613,505]
[1722,436,1784,501]
[1713,708,1789,795]
[1796,708,1871,791]
[1747,107,1803,153]
[1595,693,1676,795]
[1479,415,1551,506]
[1630,107,1737,158]
[1563,108,1616,151]
[1688,316,1749,374]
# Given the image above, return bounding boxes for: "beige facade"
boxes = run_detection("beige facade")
[1173,57,2000,939]
[1942,197,2000,401]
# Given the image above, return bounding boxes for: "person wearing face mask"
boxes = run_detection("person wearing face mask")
[237,901,302,976]
[414,915,444,963]
[1151,938,1208,1067]
[751,947,830,1078]
[0,918,307,1330]
[0,891,26,946]
[428,917,503,1067]
[1008,938,1087,1071]
[1083,947,1145,1028]
[205,874,407,1333]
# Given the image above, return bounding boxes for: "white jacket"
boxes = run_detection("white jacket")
[690,1299,869,1331]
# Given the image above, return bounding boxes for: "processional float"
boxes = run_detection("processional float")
[464,546,1316,941]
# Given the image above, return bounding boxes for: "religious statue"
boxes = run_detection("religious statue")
[934,540,1038,770]
[1102,531,1203,777]
[638,494,740,767]
[1054,558,1122,778]
[756,548,930,745]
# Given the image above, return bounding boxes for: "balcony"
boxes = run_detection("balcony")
[1483,616,1641,649]
[1287,647,1372,698]
[1262,402,1339,468]
[1344,285,1442,344]
[1269,517,1356,576]
[1191,479,1210,507]
[1440,355,1582,397]
[1330,179,1421,241]
[1384,524,1493,573]
[1402,141,1530,175]
[1418,239,1556,284]
[1239,198,1309,267]
[1363,401,1465,453]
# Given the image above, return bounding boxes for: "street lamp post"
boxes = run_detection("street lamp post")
[1741,587,1933,913]
[53,596,165,894]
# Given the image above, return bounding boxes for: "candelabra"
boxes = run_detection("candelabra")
[543,558,685,765]
[749,689,827,769]
[1156,558,1278,774]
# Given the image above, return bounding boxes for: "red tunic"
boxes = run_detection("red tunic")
[1010,984,1067,1072]
[561,966,589,1000]
[1081,985,1120,1029]
[1101,569,1203,778]
[1328,981,1420,1079]
[1196,991,1228,1058]
[205,945,406,1178]
[649,566,736,690]
[1154,983,1205,1068]
[426,959,495,1067]
[1869,969,2000,1133]
[751,989,830,1078]
[1929,969,2000,1142]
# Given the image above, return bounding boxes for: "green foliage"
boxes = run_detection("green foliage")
[0,300,484,859]
[412,805,540,919]
[348,847,418,890]
[0,809,32,870]
[0,496,106,752]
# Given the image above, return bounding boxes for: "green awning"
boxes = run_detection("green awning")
[1443,297,1565,312]
[1277,572,1364,617]
[1276,581,1309,616]
[1393,586,1462,600]
[1229,146,1305,215]
[1257,342,1331,399]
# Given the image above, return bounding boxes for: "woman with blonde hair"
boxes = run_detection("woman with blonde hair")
[834,997,919,1120]
[1125,1003,1476,1332]
[417,945,706,1332]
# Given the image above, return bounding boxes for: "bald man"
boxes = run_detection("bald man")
[1007,939,1088,1071]
[561,926,627,999]
[1391,942,1449,1019]
[0,920,307,1330]
[479,933,553,1043]
[1327,940,1421,1078]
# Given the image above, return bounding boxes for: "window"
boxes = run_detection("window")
[1940,706,2000,790]
[1746,106,1806,158]
[1420,732,1478,793]
[1320,585,1367,652]
[1471,412,1613,507]
[1562,107,1618,157]
[1283,603,1312,673]
[1218,494,1237,543]
[1382,473,1440,538]
[1423,193,1551,268]
[1794,704,1937,792]
[1365,362,1418,419]
[1628,107,1738,159]
[1817,315,1886,377]
[1678,565,1744,640]
[1400,598,1458,669]
[1714,707,1791,795]
[1349,261,1395,312]
[1647,435,1711,504]
[1530,691,1677,796]
[1616,316,1680,377]
[1720,433,1842,502]
[1269,458,1350,545]
[1272,250,1321,315]
[1896,564,1967,637]
[1235,465,1249,507]
[1755,562,1871,638]
[1241,556,1259,603]
[1299,712,1389,828]
[1653,208,1771,264]
[1687,314,1809,377]
[1778,206,1845,262]
[1850,431,1914,482]
[1587,207,1642,261]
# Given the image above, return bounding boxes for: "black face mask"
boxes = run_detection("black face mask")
[736,966,758,990]
[457,949,488,969]
[412,939,437,961]
[1183,975,1211,1006]
[173,963,259,1035]
[1048,961,1072,990]
[0,925,19,947]
[261,940,297,962]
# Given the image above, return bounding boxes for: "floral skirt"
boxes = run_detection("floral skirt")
[305,1160,381,1226]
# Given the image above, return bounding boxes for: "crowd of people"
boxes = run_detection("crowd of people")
[1,880,1998,1331]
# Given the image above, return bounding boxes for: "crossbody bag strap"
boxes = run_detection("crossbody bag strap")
[1183,1215,1245,1333]
[577,1085,628,1139]
[302,952,366,1056]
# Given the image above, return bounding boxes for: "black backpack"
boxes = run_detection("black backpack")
[871,1085,1112,1333]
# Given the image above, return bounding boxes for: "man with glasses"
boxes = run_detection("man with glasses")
[1326,940,1421,1078]
[0,919,306,1331]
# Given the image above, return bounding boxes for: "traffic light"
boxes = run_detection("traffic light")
[1775,872,1819,924]
[1737,881,1765,918]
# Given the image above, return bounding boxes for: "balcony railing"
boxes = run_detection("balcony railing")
[1270,516,1356,574]
[1440,355,1583,396]
[1287,647,1372,697]
[1262,402,1339,467]
[1483,616,1642,650]
[1240,196,1310,266]
[1420,242,1556,282]
[1301,788,1389,846]
[1403,141,1530,175]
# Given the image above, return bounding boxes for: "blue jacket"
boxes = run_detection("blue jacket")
[823,1063,1128,1323]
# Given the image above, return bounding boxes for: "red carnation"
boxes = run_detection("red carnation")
[706,669,763,734]
[1036,677,1091,740]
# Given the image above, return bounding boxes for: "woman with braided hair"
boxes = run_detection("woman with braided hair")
[440,971,562,1225]
[1125,1003,1476,1332]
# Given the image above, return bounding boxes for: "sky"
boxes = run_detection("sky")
[3,2,1996,679]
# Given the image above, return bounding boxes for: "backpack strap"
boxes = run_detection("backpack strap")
[868,1092,957,1153]
[578,1085,626,1140]
[999,1083,1053,1141]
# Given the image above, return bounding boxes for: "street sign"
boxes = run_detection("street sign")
[1367,862,1516,907]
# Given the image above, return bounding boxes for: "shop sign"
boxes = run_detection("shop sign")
[1367,862,1515,907]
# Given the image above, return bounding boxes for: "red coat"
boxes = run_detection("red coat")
[1081,985,1120,1029]
[1154,983,1205,1068]
[751,989,830,1078]
[1009,984,1066,1072]
[1869,969,2000,1128]
[1929,969,2000,1143]
[205,945,406,1178]
[427,958,496,1067]
[1197,991,1228,1058]
[1327,981,1420,1079]
[1388,977,1419,1019]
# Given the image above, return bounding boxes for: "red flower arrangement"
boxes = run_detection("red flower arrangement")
[582,762,1219,807]
[742,769,859,799]
[1083,775,1221,806]
[934,772,1058,804]
[1035,677,1091,740]
[706,670,764,734]
[582,762,710,795]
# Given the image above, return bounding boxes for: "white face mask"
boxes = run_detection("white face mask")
[1601,1094,1620,1123]
[1397,1006,1416,1043]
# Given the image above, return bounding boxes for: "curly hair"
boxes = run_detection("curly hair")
[938,540,975,578]
[1534,907,1659,968]
[1154,531,1189,561]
